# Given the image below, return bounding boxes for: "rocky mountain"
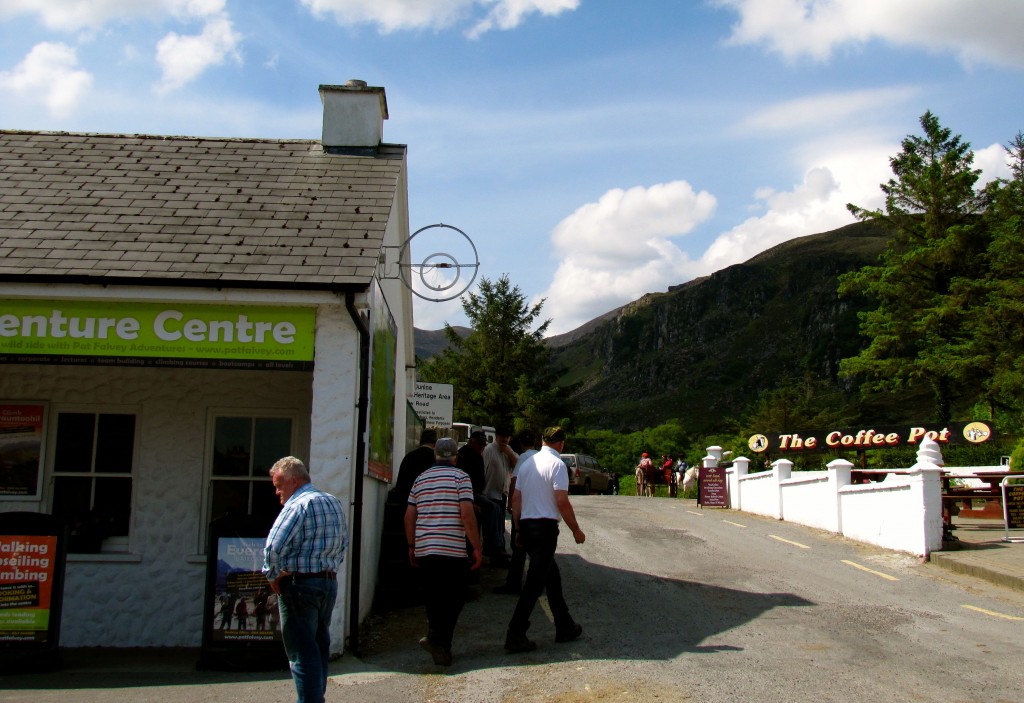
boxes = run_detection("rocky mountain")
[546,221,897,433]
[413,325,471,362]
[414,221,920,434]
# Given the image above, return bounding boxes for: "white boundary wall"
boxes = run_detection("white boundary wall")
[723,442,950,556]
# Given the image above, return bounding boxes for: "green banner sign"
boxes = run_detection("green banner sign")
[1,300,315,370]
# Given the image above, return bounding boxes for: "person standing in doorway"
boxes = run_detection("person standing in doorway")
[264,456,348,703]
[405,437,483,666]
[504,426,585,653]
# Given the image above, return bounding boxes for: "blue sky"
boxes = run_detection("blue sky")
[2,1,1022,335]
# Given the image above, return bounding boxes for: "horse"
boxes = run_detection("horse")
[680,467,698,495]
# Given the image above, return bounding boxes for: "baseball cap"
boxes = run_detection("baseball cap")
[434,437,458,459]
[469,430,487,442]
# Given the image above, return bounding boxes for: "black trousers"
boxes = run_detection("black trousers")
[417,555,470,650]
[507,519,576,636]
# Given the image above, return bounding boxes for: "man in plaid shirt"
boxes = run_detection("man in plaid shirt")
[264,456,348,703]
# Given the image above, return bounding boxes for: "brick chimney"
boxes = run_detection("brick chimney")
[319,80,388,150]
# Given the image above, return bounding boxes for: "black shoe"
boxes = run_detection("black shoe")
[419,636,453,666]
[492,584,521,595]
[555,623,583,643]
[504,633,537,654]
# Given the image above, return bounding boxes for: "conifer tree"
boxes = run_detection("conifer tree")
[838,112,989,422]
[970,133,1024,414]
[418,275,571,429]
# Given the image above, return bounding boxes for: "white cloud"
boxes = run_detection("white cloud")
[0,42,93,118]
[467,0,581,39]
[540,181,716,334]
[154,14,241,93]
[741,86,919,133]
[539,138,903,335]
[699,138,894,275]
[975,142,1014,185]
[299,0,579,36]
[715,0,1024,68]
[0,0,226,31]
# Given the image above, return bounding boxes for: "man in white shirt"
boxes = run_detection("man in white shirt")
[504,426,585,653]
[494,428,539,595]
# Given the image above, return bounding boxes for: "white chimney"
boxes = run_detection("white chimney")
[319,80,388,149]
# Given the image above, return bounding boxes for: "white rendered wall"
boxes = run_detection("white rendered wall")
[724,450,944,556]
[735,460,790,519]
[0,363,313,647]
[779,471,836,532]
[838,468,942,556]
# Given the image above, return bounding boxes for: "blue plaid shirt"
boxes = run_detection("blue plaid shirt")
[263,482,348,581]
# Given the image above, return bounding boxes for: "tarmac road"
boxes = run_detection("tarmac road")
[4,495,1023,703]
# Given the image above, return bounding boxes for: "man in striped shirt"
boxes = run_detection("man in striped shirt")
[405,437,483,666]
[263,456,348,703]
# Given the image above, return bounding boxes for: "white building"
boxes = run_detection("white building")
[0,81,416,653]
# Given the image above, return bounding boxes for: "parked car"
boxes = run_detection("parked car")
[560,453,618,494]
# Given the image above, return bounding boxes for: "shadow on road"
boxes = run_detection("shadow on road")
[361,552,814,672]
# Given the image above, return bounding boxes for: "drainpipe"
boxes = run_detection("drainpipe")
[345,290,370,656]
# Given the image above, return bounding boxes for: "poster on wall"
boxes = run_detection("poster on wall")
[366,280,397,482]
[0,403,46,499]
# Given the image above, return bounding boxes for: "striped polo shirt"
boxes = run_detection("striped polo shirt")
[408,464,474,559]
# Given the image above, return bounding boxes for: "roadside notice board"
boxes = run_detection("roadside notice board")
[699,466,729,508]
[198,515,287,671]
[412,382,454,428]
[1002,479,1024,542]
[0,512,68,673]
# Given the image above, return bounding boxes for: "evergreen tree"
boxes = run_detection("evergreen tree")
[418,275,571,428]
[970,133,1024,414]
[838,112,989,422]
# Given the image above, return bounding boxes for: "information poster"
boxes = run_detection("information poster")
[699,466,729,508]
[0,403,45,498]
[1003,483,1024,530]
[209,536,281,645]
[0,535,57,643]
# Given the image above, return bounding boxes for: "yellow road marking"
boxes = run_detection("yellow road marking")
[723,520,747,528]
[962,605,1024,621]
[768,534,810,549]
[841,559,899,581]
[686,510,703,517]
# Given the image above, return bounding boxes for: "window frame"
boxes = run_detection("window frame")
[198,408,301,554]
[46,403,141,555]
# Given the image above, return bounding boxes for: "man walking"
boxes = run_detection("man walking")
[264,456,348,703]
[405,437,483,666]
[482,426,518,565]
[504,426,585,653]
[494,428,539,595]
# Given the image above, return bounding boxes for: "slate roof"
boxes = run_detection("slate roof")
[0,130,406,290]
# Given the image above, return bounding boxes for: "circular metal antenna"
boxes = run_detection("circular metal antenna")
[399,223,479,302]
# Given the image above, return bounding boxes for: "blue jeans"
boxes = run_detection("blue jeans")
[278,576,338,703]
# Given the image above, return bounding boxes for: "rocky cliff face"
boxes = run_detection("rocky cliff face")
[547,221,891,432]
